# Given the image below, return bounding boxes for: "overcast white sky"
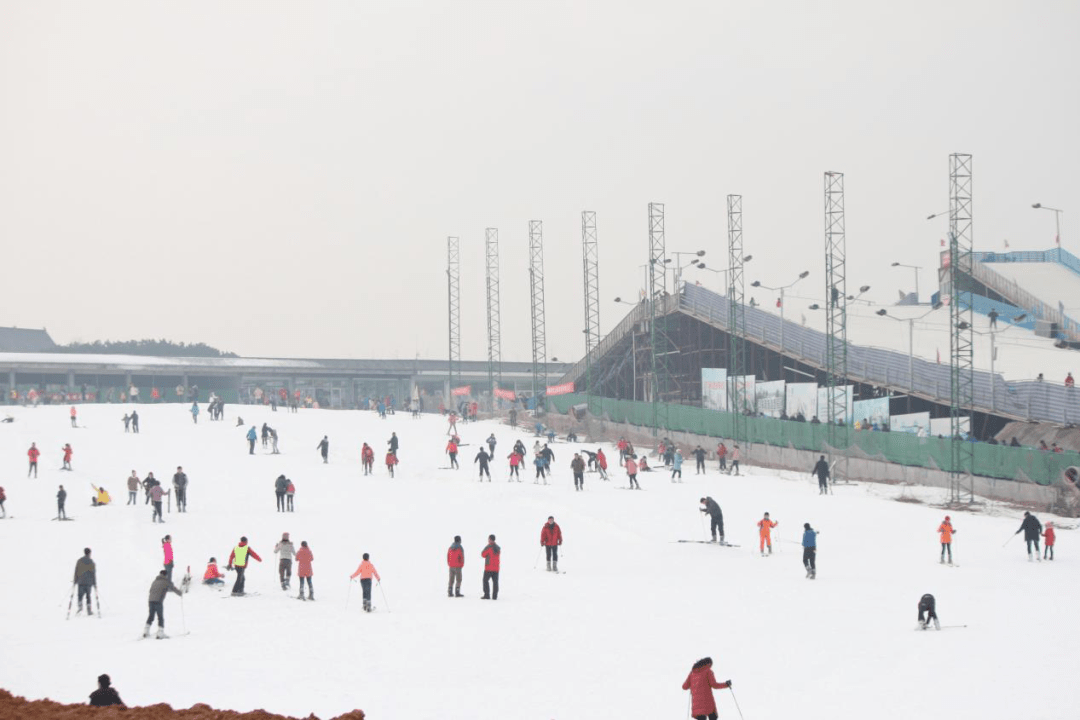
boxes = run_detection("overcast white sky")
[1,1,1077,360]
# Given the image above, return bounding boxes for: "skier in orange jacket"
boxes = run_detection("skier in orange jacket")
[938,516,956,564]
[350,553,381,612]
[757,512,778,555]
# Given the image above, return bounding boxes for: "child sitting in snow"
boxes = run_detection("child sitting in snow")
[203,557,225,585]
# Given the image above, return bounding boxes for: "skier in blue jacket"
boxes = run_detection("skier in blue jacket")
[802,523,818,579]
[671,449,684,481]
[246,426,257,455]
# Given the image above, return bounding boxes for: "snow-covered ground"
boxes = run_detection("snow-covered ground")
[0,404,1075,720]
[988,260,1080,317]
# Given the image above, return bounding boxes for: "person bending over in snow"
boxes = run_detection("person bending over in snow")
[917,593,940,630]
[144,569,183,639]
[681,657,731,720]
[700,497,724,543]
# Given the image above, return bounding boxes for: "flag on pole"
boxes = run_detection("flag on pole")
[936,349,941,364]
[776,297,782,308]
[940,238,946,247]
[1004,239,1010,249]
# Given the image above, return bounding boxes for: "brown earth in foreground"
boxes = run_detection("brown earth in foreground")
[0,690,364,720]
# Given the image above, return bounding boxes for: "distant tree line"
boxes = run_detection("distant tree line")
[56,339,239,358]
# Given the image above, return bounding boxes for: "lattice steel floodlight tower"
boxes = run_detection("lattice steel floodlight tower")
[726,195,746,444]
[485,228,501,406]
[648,202,668,435]
[582,211,600,400]
[948,153,975,503]
[824,172,849,468]
[447,236,461,395]
[529,220,547,415]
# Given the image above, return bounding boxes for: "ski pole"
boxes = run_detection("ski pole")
[378,581,391,613]
[1003,533,1018,547]
[730,686,745,720]
[699,512,706,541]
[345,579,352,611]
[65,583,75,620]
[533,547,543,569]
[686,694,691,718]
[93,585,102,619]
[180,595,187,634]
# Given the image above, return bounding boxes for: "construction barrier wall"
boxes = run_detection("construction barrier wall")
[549,394,1078,486]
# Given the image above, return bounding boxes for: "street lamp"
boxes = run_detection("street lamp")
[875,306,938,393]
[1032,203,1064,248]
[750,270,809,350]
[926,211,949,221]
[671,250,707,291]
[890,262,923,303]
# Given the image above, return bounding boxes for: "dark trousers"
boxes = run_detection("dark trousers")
[449,453,458,469]
[1026,538,1041,554]
[287,494,294,511]
[918,606,938,623]
[448,567,462,593]
[483,570,499,599]
[28,461,37,477]
[299,577,313,593]
[710,514,724,540]
[672,468,682,479]
[510,465,519,478]
[276,491,285,511]
[146,600,164,627]
[478,464,490,480]
[232,565,247,594]
[545,546,559,562]
[153,501,163,522]
[360,578,373,607]
[321,452,328,464]
[1045,545,1054,560]
[58,502,66,519]
[176,490,186,512]
[78,584,93,610]
[573,471,584,489]
[719,457,726,470]
[628,472,638,488]
[803,547,816,571]
[165,562,174,581]
[128,491,137,505]
[941,542,952,561]
[818,474,828,492]
[731,460,740,474]
[248,439,255,454]
[693,714,718,720]
[279,559,292,586]
[696,458,705,473]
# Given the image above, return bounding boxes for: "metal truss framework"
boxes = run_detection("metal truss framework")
[447,236,461,393]
[949,153,975,503]
[727,195,747,443]
[824,172,849,461]
[648,202,669,434]
[485,228,501,402]
[582,211,601,397]
[529,220,547,413]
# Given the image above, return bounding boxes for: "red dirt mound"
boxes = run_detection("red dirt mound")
[0,690,365,720]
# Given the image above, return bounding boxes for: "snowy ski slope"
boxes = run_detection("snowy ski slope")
[0,404,1075,719]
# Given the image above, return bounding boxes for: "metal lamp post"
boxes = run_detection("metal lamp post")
[1032,203,1064,248]
[751,270,809,351]
[890,262,923,303]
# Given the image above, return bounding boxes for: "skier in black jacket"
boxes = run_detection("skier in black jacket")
[692,446,707,474]
[700,497,725,543]
[88,674,124,707]
[1015,512,1043,561]
[316,436,329,463]
[917,593,940,630]
[474,448,492,481]
[812,455,831,494]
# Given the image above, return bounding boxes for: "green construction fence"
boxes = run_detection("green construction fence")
[549,394,1078,486]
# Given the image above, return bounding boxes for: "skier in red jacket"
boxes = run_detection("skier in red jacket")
[481,535,500,600]
[682,657,731,720]
[596,448,608,480]
[28,443,40,477]
[447,535,464,597]
[385,451,399,477]
[361,443,375,475]
[540,516,563,572]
